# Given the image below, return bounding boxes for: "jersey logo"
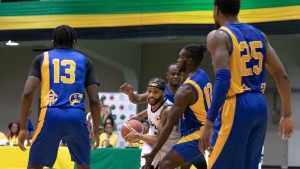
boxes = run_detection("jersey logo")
[48,89,58,106]
[69,93,83,105]
[155,115,161,121]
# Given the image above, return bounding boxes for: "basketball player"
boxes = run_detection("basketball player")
[18,25,101,169]
[199,0,294,168]
[123,78,181,169]
[143,44,211,169]
[120,63,207,169]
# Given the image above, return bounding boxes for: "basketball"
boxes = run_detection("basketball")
[121,119,143,140]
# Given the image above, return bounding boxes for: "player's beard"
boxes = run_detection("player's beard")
[215,22,221,29]
[148,95,163,106]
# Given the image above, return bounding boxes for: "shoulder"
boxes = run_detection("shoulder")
[175,85,195,98]
[207,29,229,44]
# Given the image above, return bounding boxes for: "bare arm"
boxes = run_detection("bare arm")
[199,30,231,153]
[157,106,171,136]
[18,76,40,151]
[131,109,148,120]
[20,76,40,130]
[119,83,147,104]
[150,86,194,155]
[124,124,158,145]
[86,84,101,148]
[139,106,172,145]
[264,34,293,139]
[264,35,291,117]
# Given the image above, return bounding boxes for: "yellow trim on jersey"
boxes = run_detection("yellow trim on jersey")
[184,78,206,125]
[208,96,236,168]
[219,27,244,97]
[176,128,203,144]
[40,52,50,108]
[31,108,47,143]
[0,6,299,30]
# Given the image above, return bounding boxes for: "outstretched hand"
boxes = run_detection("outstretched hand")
[119,83,133,96]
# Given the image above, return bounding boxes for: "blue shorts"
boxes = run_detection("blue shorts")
[209,92,267,169]
[29,107,90,168]
[173,129,202,163]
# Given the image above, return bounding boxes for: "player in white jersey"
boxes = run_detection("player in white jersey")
[123,77,180,169]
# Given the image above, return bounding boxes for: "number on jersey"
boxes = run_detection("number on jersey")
[52,59,76,84]
[240,41,263,76]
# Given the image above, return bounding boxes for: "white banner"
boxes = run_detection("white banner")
[98,92,137,148]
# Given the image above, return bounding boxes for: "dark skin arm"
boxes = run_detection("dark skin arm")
[142,85,197,168]
[18,76,40,151]
[263,34,293,140]
[199,30,230,153]
[86,84,101,150]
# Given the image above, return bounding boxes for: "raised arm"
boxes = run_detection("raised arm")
[264,34,293,140]
[120,83,147,104]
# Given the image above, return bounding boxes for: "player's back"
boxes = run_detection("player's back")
[183,69,211,132]
[40,49,87,109]
[220,23,267,97]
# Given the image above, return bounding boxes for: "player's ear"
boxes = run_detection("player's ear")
[215,6,219,16]
[187,58,193,64]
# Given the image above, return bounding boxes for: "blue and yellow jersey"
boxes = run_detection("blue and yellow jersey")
[182,69,212,131]
[29,49,99,110]
[219,23,267,97]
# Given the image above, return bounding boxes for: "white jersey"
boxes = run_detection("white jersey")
[140,99,180,168]
[147,99,180,153]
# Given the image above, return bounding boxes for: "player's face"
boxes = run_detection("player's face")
[146,87,164,105]
[214,5,221,29]
[177,49,188,73]
[166,65,183,86]
[142,122,150,134]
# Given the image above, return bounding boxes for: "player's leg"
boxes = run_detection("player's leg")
[192,154,207,169]
[27,165,43,169]
[180,163,192,169]
[140,143,156,169]
[28,108,66,168]
[244,94,268,169]
[65,108,91,168]
[209,96,251,169]
[159,149,189,169]
[160,131,203,169]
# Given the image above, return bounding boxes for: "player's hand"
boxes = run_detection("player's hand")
[130,114,140,121]
[142,152,155,169]
[279,116,293,140]
[18,129,30,151]
[199,120,213,154]
[91,131,99,150]
[119,83,134,95]
[124,123,140,143]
